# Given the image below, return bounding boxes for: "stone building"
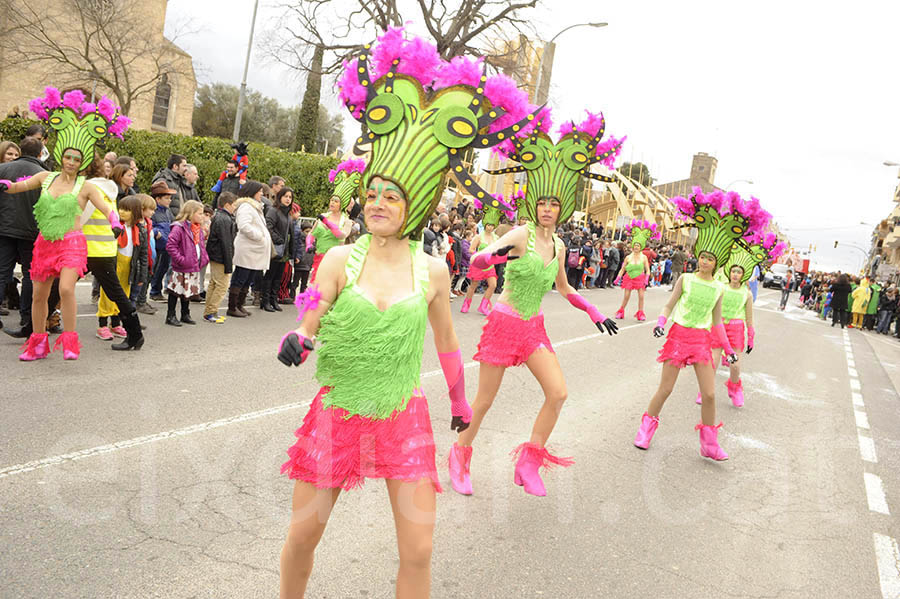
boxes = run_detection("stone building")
[0,0,196,135]
[652,152,722,198]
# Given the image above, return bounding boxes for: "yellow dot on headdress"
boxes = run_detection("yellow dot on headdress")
[482,139,489,145]
[498,133,505,139]
[385,87,392,92]
[368,133,375,139]
[357,137,363,143]
[393,59,400,65]
[481,75,487,82]
[513,125,520,131]
[489,111,497,117]
[455,166,463,172]
[465,179,472,186]
[387,72,394,78]
[358,67,365,73]
[350,106,356,112]
[472,99,480,106]
[364,44,371,49]
[477,191,484,198]
[362,80,369,86]
[359,56,366,61]
[527,114,534,120]
[572,125,577,130]
[450,148,458,154]
[491,200,499,207]
[476,88,484,94]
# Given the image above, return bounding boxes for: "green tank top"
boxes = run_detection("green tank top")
[478,231,496,252]
[34,173,84,241]
[503,222,563,319]
[315,234,430,419]
[625,262,644,278]
[671,274,724,330]
[720,285,748,323]
[312,214,347,254]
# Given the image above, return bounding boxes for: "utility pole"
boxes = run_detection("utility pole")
[233,0,260,142]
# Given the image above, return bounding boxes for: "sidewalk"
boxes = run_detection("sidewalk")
[858,327,900,397]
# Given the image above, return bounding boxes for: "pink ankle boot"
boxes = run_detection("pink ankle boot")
[18,333,50,361]
[511,442,573,497]
[696,422,729,461]
[614,307,625,319]
[696,391,702,405]
[635,310,646,321]
[54,331,81,360]
[460,297,471,313]
[726,379,744,407]
[634,412,659,449]
[477,297,492,316]
[448,443,473,495]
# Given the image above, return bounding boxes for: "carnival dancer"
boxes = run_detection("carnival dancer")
[460,194,515,315]
[450,111,624,497]
[634,188,769,460]
[305,159,365,282]
[275,28,535,597]
[696,232,785,407]
[613,219,658,321]
[0,88,128,360]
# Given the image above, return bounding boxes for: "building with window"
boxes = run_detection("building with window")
[0,0,195,135]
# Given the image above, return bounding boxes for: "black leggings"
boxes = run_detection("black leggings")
[229,266,260,290]
[88,256,135,317]
[167,292,191,317]
[832,308,849,327]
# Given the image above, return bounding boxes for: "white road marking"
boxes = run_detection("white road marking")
[865,473,891,515]
[851,379,862,391]
[848,367,859,378]
[859,432,879,463]
[724,434,774,452]
[852,392,865,407]
[855,410,871,429]
[873,533,900,598]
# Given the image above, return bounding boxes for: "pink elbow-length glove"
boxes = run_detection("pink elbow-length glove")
[317,215,346,238]
[470,244,518,271]
[305,233,316,252]
[654,315,667,338]
[746,325,755,354]
[711,323,738,363]
[107,211,124,238]
[566,293,618,336]
[438,349,472,432]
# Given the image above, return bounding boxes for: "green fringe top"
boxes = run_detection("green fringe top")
[312,214,348,254]
[504,222,562,319]
[720,284,748,323]
[624,262,644,278]
[671,274,724,330]
[34,174,84,241]
[316,234,430,419]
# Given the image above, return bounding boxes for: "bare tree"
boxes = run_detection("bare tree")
[0,0,194,115]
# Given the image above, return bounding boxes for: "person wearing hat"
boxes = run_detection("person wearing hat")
[148,180,176,301]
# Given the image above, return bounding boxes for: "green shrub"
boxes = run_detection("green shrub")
[0,118,338,215]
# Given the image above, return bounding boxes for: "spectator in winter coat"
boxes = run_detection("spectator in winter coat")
[829,274,852,328]
[864,281,882,330]
[203,192,238,323]
[876,286,897,334]
[148,180,177,300]
[215,159,243,203]
[227,181,272,317]
[291,222,314,299]
[151,154,188,217]
[182,164,202,205]
[260,187,294,312]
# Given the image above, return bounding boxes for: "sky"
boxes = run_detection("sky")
[166,0,900,273]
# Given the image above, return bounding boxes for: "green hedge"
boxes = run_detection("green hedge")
[0,118,339,215]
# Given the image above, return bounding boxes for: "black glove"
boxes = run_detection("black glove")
[725,353,738,365]
[450,416,470,433]
[277,333,315,367]
[0,181,9,193]
[316,214,326,222]
[112,226,125,239]
[494,244,519,261]
[653,326,665,338]
[596,319,618,335]
[746,345,753,355]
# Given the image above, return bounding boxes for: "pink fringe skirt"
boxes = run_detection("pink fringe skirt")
[309,253,325,282]
[621,272,648,290]
[281,386,441,492]
[474,302,554,367]
[468,264,496,281]
[657,323,713,369]
[30,230,88,282]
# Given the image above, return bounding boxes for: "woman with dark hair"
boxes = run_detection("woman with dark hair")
[260,186,294,312]
[227,180,272,317]
[110,163,136,205]
[830,273,852,328]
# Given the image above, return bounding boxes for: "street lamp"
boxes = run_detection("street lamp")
[534,22,608,105]
[724,179,753,190]
[233,0,260,142]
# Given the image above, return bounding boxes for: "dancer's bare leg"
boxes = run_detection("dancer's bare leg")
[646,362,682,417]
[279,482,341,599]
[524,348,567,445]
[457,363,506,446]
[482,277,497,304]
[637,287,645,313]
[58,268,79,331]
[387,478,436,599]
[694,362,717,425]
[30,279,52,334]
[618,288,632,311]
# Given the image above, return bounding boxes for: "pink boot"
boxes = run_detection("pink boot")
[726,379,744,407]
[614,307,625,319]
[448,443,473,495]
[634,412,659,449]
[460,297,471,313]
[477,297,492,316]
[18,333,50,361]
[511,442,573,497]
[635,310,646,321]
[696,422,729,461]
[54,331,81,360]
[696,391,702,405]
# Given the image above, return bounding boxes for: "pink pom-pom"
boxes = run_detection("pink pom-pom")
[43,87,62,109]
[62,89,86,112]
[483,73,531,133]
[328,158,367,183]
[370,26,441,88]
[108,115,131,138]
[595,134,625,167]
[434,55,483,89]
[473,197,484,210]
[672,195,696,218]
[370,26,406,79]
[294,285,322,322]
[28,98,48,121]
[96,97,116,121]
[337,57,368,118]
[80,102,96,117]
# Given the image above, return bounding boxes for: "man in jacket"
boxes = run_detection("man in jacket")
[152,154,187,217]
[670,245,686,290]
[148,181,177,301]
[204,191,237,323]
[215,159,242,204]
[182,164,202,204]
[0,137,45,335]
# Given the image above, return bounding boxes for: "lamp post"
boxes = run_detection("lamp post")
[724,179,753,190]
[233,0,260,142]
[533,22,607,105]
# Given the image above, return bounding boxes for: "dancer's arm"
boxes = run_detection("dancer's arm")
[0,171,48,194]
[654,275,685,337]
[711,296,739,364]
[80,181,123,237]
[426,256,472,431]
[556,253,617,335]
[277,246,345,366]
[316,213,349,240]
[745,293,755,354]
[469,225,528,270]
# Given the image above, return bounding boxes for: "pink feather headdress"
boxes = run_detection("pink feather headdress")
[328,158,367,183]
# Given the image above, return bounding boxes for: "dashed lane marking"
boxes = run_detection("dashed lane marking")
[865,473,891,515]
[873,533,900,598]
[858,432,879,463]
[855,410,871,429]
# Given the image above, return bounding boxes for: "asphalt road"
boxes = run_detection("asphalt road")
[2,283,899,599]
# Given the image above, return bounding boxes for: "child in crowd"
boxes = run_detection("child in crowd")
[453,228,473,294]
[149,181,175,301]
[131,194,157,314]
[290,222,313,300]
[204,192,237,323]
[165,200,209,327]
[96,196,145,339]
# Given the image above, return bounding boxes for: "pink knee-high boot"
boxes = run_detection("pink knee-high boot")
[614,307,625,319]
[634,412,659,449]
[634,310,646,321]
[511,442,573,497]
[460,297,472,313]
[477,297,492,316]
[448,443,473,495]
[18,333,50,361]
[696,422,729,461]
[54,331,81,360]
[696,391,702,405]
[726,379,744,407]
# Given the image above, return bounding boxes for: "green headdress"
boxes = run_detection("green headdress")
[328,158,367,212]
[338,27,530,239]
[475,192,517,227]
[624,219,662,250]
[720,232,787,284]
[29,87,131,168]
[486,111,625,224]
[672,187,771,268]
